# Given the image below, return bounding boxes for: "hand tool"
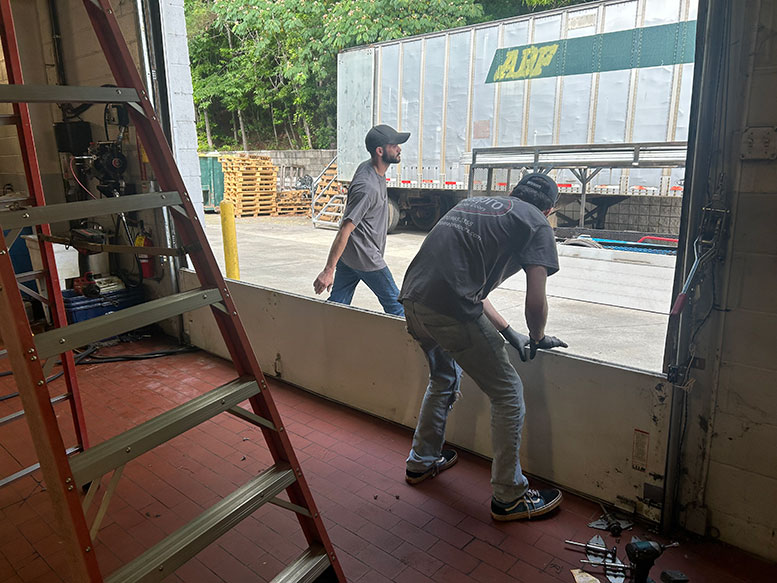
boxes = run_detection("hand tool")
[625,540,679,583]
[588,502,633,536]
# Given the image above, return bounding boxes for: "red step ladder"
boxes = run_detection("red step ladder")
[0,1,344,581]
[0,0,88,489]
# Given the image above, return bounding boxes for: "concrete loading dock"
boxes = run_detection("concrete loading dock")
[203,215,673,372]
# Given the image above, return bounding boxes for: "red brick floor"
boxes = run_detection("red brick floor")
[1,337,775,582]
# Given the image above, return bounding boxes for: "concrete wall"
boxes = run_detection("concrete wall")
[666,0,777,562]
[699,0,777,560]
[159,0,203,222]
[0,2,67,209]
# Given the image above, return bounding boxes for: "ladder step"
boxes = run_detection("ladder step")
[14,269,45,283]
[0,194,31,211]
[0,446,81,488]
[228,404,278,431]
[105,463,297,583]
[0,191,181,230]
[69,377,263,487]
[0,84,140,104]
[271,545,331,583]
[0,113,19,125]
[312,222,340,231]
[0,392,70,427]
[34,287,221,359]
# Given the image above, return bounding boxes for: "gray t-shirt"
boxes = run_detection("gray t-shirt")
[400,196,559,321]
[340,160,388,272]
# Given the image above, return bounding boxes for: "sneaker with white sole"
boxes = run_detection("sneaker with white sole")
[491,488,563,521]
[405,449,458,484]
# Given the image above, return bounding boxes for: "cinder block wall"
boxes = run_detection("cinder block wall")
[159,1,203,222]
[702,0,777,560]
[234,149,337,181]
[556,196,683,235]
[605,197,683,233]
[0,2,65,204]
[0,2,199,216]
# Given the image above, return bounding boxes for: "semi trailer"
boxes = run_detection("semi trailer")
[331,0,698,232]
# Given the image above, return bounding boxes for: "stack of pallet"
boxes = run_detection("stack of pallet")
[312,163,344,224]
[220,154,277,216]
[274,189,311,217]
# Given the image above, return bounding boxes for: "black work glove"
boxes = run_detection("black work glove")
[500,326,530,362]
[529,335,569,360]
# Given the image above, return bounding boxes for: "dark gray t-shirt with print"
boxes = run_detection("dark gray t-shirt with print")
[399,196,559,321]
[340,160,388,272]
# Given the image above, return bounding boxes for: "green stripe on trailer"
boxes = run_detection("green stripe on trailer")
[486,20,696,84]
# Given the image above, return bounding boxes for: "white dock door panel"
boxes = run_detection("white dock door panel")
[337,48,375,182]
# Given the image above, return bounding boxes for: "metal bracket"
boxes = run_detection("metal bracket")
[666,364,686,384]
[127,102,147,117]
[740,126,777,160]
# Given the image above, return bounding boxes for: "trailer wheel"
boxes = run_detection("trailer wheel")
[387,197,400,234]
[409,203,442,231]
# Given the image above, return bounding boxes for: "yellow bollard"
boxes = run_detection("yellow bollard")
[219,201,240,279]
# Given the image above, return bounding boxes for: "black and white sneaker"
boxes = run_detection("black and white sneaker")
[405,449,458,485]
[491,488,563,521]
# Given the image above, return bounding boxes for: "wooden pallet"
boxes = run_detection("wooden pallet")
[220,154,279,216]
[273,189,311,217]
[224,192,276,217]
[225,187,277,196]
[229,204,277,217]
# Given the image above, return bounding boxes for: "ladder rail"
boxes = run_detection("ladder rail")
[82,1,345,578]
[0,0,88,452]
[0,232,100,581]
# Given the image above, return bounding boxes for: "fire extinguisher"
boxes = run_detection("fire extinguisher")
[134,231,154,278]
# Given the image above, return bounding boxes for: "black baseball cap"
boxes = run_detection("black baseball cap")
[516,172,559,208]
[365,124,410,153]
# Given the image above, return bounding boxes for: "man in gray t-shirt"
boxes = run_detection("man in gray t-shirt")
[313,125,409,316]
[399,173,569,523]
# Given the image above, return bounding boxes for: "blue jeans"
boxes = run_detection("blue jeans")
[404,300,529,503]
[328,260,404,316]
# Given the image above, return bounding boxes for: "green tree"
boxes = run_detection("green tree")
[478,0,596,20]
[186,0,221,149]
[185,0,595,150]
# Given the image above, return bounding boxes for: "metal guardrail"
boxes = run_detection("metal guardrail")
[466,142,688,172]
[311,155,345,229]
[467,142,689,228]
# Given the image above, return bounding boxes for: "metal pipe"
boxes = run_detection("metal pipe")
[580,559,629,571]
[578,168,588,227]
[47,0,67,87]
